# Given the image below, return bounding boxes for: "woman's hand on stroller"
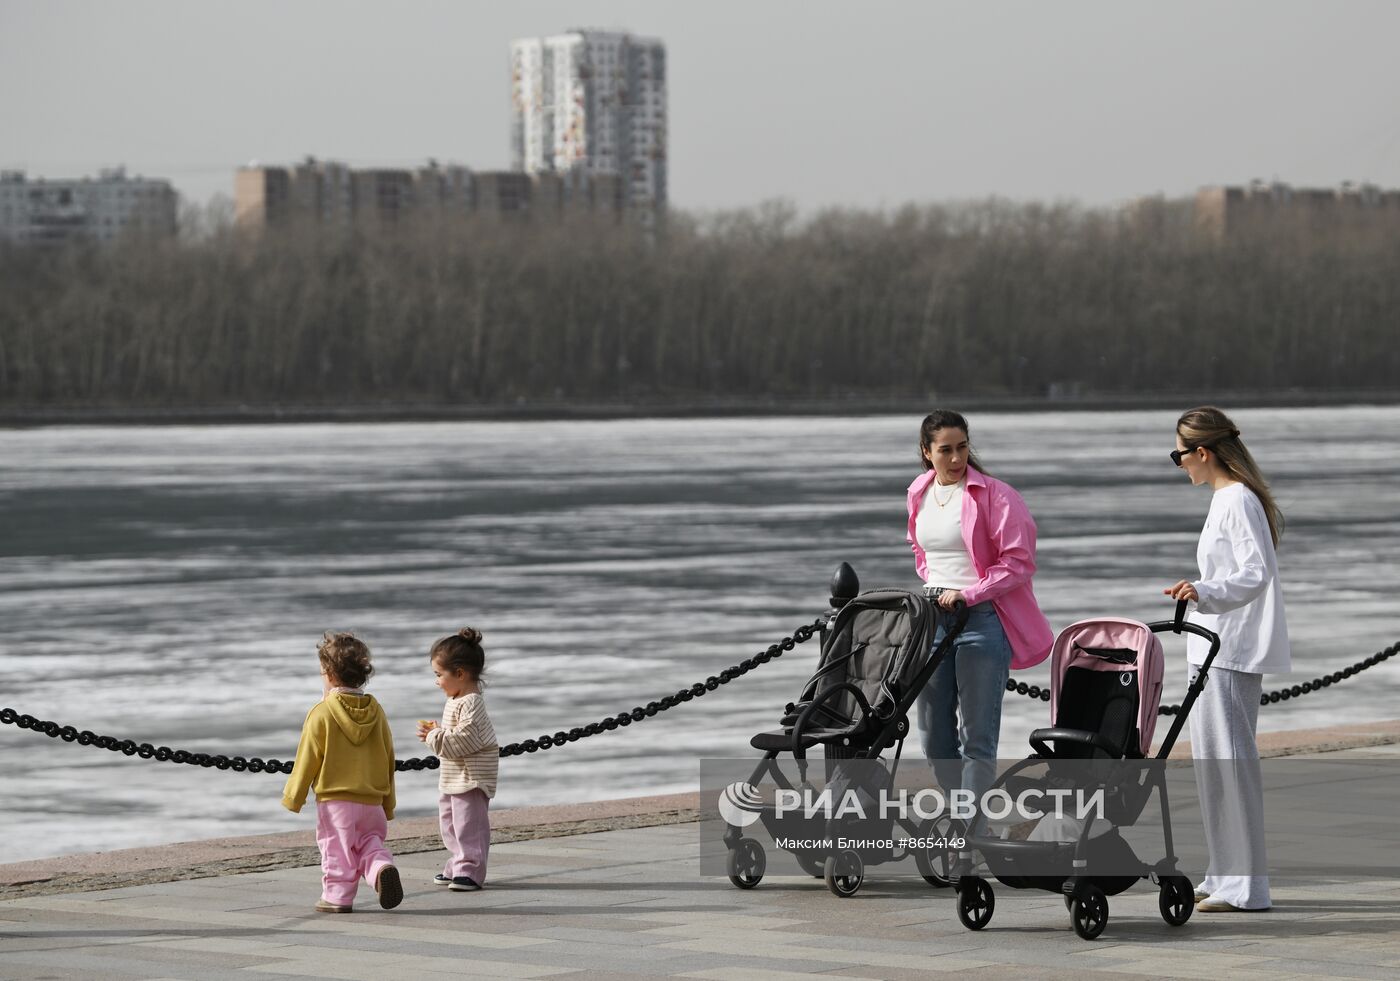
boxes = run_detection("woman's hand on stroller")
[1163,580,1198,603]
[936,589,965,610]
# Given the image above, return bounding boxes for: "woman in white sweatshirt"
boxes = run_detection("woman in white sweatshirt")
[1164,406,1289,913]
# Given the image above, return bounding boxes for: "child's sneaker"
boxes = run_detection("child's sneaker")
[375,866,403,910]
[448,876,481,892]
[314,899,353,913]
[433,873,453,886]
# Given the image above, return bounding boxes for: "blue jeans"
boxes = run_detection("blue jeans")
[915,602,1014,824]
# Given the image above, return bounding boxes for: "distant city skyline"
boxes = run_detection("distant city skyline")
[3,0,1398,213]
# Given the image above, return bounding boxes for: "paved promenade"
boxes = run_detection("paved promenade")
[3,721,1399,979]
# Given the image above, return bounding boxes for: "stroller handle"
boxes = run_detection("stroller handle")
[1145,603,1221,665]
[1145,597,1223,760]
[925,593,969,624]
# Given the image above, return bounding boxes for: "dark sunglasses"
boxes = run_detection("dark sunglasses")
[1171,441,1224,466]
[1171,429,1240,466]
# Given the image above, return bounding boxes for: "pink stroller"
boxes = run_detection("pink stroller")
[952,600,1221,940]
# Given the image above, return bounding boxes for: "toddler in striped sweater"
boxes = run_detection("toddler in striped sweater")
[417,627,499,892]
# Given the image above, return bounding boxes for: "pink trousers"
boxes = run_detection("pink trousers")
[439,790,491,883]
[316,800,395,906]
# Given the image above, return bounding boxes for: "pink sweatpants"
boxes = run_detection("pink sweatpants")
[439,790,491,883]
[316,800,395,906]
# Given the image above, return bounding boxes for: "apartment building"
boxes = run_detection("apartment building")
[1195,181,1400,239]
[234,158,588,232]
[413,160,475,214]
[0,167,177,245]
[511,29,667,223]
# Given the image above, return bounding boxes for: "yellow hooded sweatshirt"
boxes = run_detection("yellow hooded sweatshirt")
[282,692,396,819]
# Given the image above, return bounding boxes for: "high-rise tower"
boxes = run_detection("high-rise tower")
[511,30,666,222]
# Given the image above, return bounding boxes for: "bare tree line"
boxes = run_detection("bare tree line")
[2,198,1397,407]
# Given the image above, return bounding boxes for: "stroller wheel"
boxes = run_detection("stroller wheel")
[915,846,952,888]
[727,838,766,890]
[1158,875,1194,926]
[1070,885,1109,940]
[956,876,995,930]
[823,850,864,898]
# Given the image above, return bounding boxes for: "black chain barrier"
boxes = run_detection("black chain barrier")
[1004,640,1400,715]
[0,619,823,776]
[2,623,1395,773]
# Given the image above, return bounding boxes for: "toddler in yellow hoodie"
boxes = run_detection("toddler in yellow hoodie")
[283,631,402,913]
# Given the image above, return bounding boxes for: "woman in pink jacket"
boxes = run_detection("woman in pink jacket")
[907,410,1054,818]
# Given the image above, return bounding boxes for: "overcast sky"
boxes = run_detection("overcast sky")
[3,0,1398,213]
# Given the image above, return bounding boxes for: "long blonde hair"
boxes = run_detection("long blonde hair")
[1177,406,1283,547]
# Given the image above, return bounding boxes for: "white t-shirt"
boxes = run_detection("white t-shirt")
[1188,482,1291,675]
[914,479,978,591]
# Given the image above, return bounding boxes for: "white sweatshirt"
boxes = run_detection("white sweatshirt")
[1187,483,1292,675]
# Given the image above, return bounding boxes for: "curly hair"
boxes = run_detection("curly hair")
[317,631,374,689]
[430,627,486,683]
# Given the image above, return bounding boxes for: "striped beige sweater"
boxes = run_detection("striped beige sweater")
[424,692,499,798]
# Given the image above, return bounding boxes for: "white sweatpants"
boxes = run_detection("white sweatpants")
[1187,663,1271,909]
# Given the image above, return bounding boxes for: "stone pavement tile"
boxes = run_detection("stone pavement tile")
[1,909,288,949]
[1075,945,1291,977]
[150,932,545,962]
[680,968,884,980]
[639,925,815,947]
[514,926,696,947]
[1245,960,1400,980]
[654,937,987,973]
[59,939,287,971]
[509,944,801,976]
[165,939,574,980]
[4,894,565,953]
[0,918,191,940]
[0,948,284,980]
[513,914,664,933]
[628,912,811,931]
[0,931,193,958]
[241,960,555,981]
[583,950,883,976]
[658,922,987,961]
[547,973,675,981]
[92,890,286,912]
[242,916,555,950]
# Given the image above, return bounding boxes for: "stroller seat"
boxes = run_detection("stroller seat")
[749,723,868,753]
[1029,664,1141,760]
[1027,621,1165,762]
[748,590,942,757]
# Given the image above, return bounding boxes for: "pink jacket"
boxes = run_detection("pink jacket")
[906,467,1053,670]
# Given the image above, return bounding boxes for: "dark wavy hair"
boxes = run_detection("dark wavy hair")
[918,409,988,474]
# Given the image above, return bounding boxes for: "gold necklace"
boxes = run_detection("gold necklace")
[932,479,959,508]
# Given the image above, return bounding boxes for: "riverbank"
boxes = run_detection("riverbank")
[3,720,1399,979]
[4,388,1400,428]
[4,718,1397,901]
